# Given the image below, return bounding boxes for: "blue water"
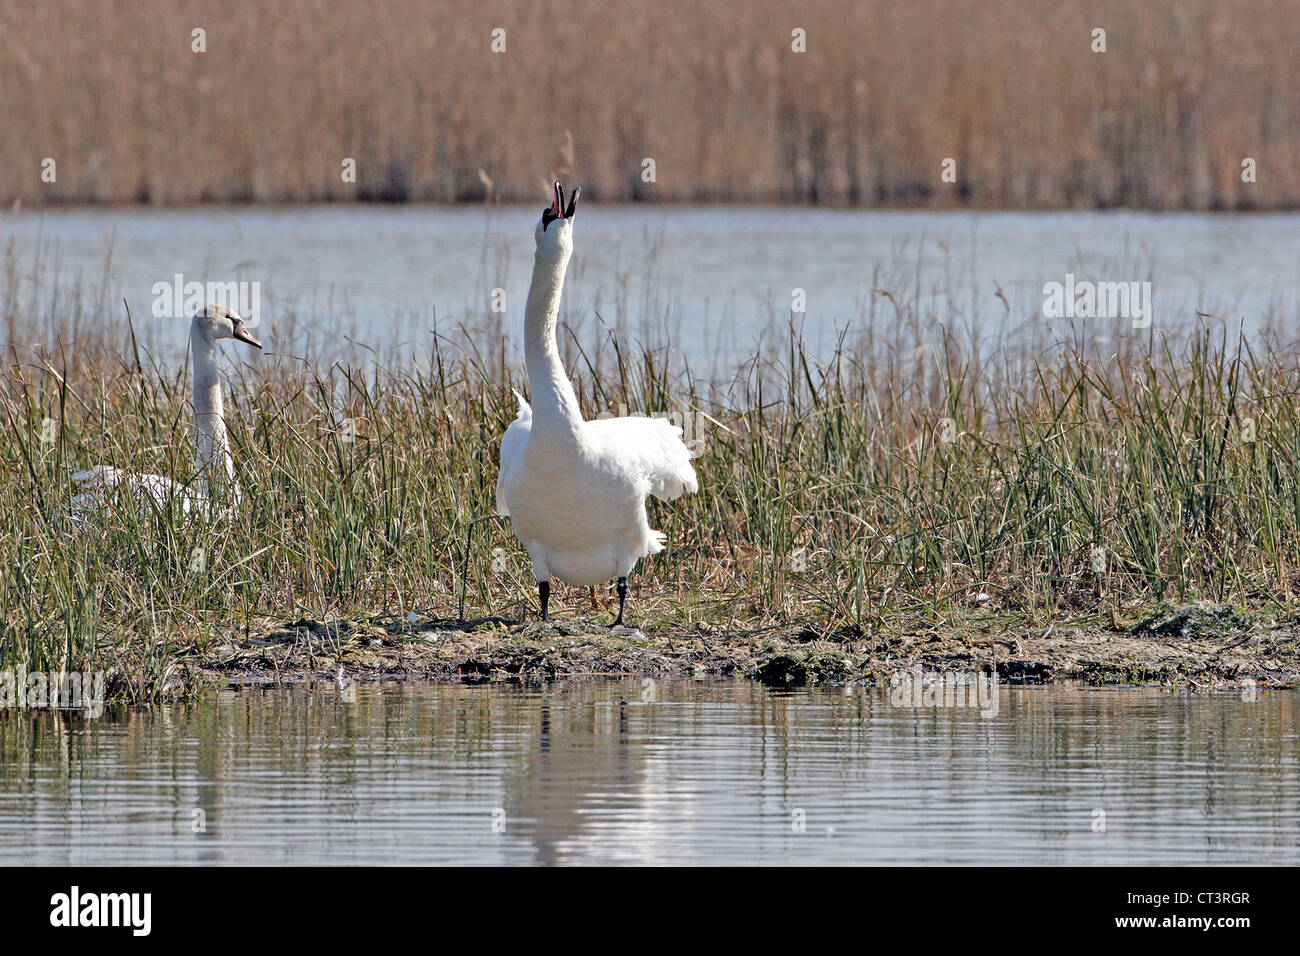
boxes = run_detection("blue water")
[3,205,1297,364]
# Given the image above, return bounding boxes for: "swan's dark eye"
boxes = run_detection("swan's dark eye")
[542,206,558,229]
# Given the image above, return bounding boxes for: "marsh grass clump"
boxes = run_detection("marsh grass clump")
[4,280,1300,701]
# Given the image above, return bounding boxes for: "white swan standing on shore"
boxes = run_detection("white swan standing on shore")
[496,183,698,629]
[70,304,262,522]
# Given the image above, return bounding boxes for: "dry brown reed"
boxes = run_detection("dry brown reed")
[1,0,1296,209]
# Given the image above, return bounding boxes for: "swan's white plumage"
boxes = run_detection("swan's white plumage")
[582,414,699,502]
[496,404,698,584]
[498,396,698,529]
[69,465,204,522]
[496,191,697,589]
[496,389,532,518]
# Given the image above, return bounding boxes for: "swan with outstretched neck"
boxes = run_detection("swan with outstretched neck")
[70,304,262,521]
[496,183,698,630]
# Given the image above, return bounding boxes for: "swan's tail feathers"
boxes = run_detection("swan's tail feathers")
[646,528,668,555]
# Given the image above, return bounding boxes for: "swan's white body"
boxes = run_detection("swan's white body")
[70,306,260,524]
[496,187,697,590]
[69,464,212,520]
[497,392,697,585]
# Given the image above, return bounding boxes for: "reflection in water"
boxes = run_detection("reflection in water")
[0,681,1296,865]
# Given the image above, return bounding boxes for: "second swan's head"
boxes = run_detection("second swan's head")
[192,304,262,350]
[534,181,579,260]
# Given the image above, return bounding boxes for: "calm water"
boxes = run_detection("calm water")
[0,680,1296,865]
[3,205,1298,363]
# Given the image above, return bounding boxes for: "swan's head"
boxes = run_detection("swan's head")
[534,181,579,260]
[192,304,262,349]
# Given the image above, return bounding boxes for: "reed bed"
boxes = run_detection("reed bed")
[2,0,1297,209]
[4,260,1300,701]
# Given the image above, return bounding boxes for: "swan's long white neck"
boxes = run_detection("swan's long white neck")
[190,321,239,501]
[524,241,584,433]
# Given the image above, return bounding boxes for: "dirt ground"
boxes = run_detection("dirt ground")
[186,602,1300,689]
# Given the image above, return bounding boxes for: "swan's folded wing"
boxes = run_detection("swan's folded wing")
[70,466,187,515]
[496,392,532,516]
[584,415,699,501]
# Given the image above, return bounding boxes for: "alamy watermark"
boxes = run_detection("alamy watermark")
[152,274,262,327]
[596,401,707,457]
[49,886,150,936]
[1042,273,1152,329]
[0,668,105,717]
[887,666,999,719]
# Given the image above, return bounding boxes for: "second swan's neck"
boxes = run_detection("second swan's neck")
[524,248,584,433]
[190,325,238,500]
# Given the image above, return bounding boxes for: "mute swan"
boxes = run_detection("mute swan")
[496,183,698,629]
[70,304,262,522]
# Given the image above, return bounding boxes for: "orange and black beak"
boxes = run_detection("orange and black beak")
[232,319,262,349]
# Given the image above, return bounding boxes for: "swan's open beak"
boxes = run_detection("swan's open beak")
[542,181,580,228]
[232,320,262,349]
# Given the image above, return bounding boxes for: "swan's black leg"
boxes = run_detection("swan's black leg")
[612,577,629,628]
[538,580,550,621]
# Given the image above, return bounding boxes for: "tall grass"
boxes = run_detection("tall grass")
[4,259,1300,701]
[1,0,1296,209]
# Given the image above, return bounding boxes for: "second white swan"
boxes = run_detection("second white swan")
[496,183,698,629]
[70,304,262,522]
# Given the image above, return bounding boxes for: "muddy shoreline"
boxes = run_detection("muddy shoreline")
[180,603,1300,690]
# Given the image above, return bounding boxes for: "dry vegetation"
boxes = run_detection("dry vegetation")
[1,0,1297,208]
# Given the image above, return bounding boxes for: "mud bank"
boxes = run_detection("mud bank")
[185,603,1300,689]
